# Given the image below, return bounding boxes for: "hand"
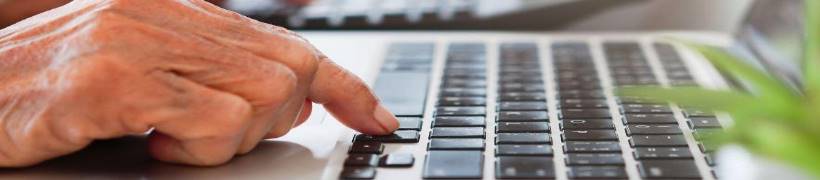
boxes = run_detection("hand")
[0,0,397,167]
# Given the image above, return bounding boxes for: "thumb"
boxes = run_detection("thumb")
[308,58,399,135]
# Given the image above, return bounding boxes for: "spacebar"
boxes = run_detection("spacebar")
[373,72,430,117]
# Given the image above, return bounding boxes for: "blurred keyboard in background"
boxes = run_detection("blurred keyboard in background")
[223,0,644,30]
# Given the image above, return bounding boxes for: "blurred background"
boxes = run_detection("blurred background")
[222,0,752,33]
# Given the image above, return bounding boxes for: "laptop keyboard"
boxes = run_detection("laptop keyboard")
[340,41,722,179]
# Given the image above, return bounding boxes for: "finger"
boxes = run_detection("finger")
[236,96,302,153]
[294,99,313,127]
[308,58,399,135]
[146,71,254,166]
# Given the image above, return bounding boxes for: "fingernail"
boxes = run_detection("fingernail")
[373,104,399,134]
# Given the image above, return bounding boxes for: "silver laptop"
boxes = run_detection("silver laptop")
[0,0,808,179]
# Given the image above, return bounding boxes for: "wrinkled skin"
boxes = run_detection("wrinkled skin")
[0,0,398,167]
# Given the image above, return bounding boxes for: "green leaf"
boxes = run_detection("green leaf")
[739,120,820,178]
[804,0,820,118]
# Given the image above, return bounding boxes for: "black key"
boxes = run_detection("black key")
[430,127,485,138]
[565,153,624,165]
[379,153,414,167]
[496,133,551,144]
[558,90,605,99]
[634,147,693,159]
[688,117,722,129]
[562,130,618,141]
[496,122,550,133]
[560,119,614,130]
[623,114,677,124]
[428,138,485,150]
[348,142,384,154]
[499,76,543,83]
[442,79,486,88]
[436,106,486,116]
[564,141,621,153]
[497,111,549,122]
[558,83,602,90]
[567,166,628,179]
[684,109,715,117]
[433,116,486,127]
[339,166,376,179]
[560,99,609,109]
[495,144,553,156]
[354,130,420,143]
[438,97,486,106]
[693,129,721,140]
[705,153,717,166]
[440,88,486,97]
[498,92,547,101]
[638,160,702,179]
[561,109,611,119]
[495,156,555,178]
[423,151,484,179]
[625,124,682,135]
[499,83,545,92]
[373,72,430,116]
[622,105,673,114]
[397,117,422,130]
[629,135,688,147]
[498,101,547,111]
[344,154,379,166]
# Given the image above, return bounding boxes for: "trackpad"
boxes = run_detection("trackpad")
[0,106,346,179]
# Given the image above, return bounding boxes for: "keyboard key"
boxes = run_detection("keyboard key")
[428,138,485,150]
[699,141,719,153]
[442,79,486,88]
[495,144,553,156]
[497,111,549,122]
[705,153,717,166]
[354,130,420,143]
[430,127,485,138]
[693,129,722,140]
[560,119,614,130]
[638,160,702,179]
[436,106,486,116]
[622,114,677,124]
[499,83,545,92]
[373,72,430,116]
[498,92,547,101]
[565,153,624,165]
[496,122,550,133]
[438,97,486,106]
[339,166,376,179]
[558,90,605,99]
[563,141,621,153]
[496,133,551,144]
[561,109,611,119]
[683,109,715,117]
[379,153,414,167]
[562,130,618,141]
[688,117,722,129]
[560,99,609,109]
[495,156,555,178]
[567,166,628,179]
[348,142,384,154]
[625,124,682,135]
[433,116,486,127]
[440,88,486,97]
[629,135,688,147]
[498,101,547,111]
[344,154,379,166]
[622,105,673,114]
[397,117,422,130]
[423,151,484,179]
[634,147,693,159]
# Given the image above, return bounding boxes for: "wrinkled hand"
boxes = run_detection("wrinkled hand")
[0,0,397,167]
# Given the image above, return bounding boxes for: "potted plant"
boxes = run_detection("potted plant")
[619,1,820,179]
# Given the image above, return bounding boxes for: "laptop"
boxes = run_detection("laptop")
[0,0,808,179]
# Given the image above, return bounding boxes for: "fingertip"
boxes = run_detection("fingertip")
[372,104,399,135]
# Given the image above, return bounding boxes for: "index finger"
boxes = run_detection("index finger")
[308,58,399,135]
